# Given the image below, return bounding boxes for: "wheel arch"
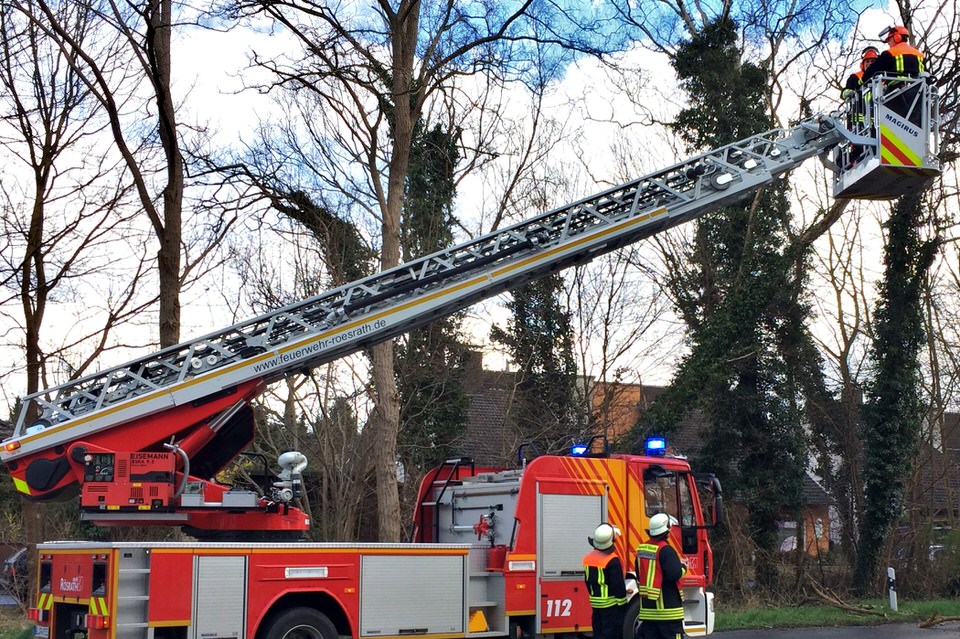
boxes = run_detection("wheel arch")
[253,591,352,639]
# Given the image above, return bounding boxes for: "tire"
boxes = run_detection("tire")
[622,597,640,639]
[262,607,338,639]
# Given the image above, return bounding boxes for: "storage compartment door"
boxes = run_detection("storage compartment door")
[193,555,247,639]
[539,491,606,577]
[538,487,607,634]
[360,554,465,637]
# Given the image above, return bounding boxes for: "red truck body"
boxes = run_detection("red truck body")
[28,450,717,639]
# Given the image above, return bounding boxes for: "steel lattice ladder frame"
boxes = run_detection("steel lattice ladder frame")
[6,110,903,465]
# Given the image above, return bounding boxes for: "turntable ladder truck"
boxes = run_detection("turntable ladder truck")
[0,76,940,639]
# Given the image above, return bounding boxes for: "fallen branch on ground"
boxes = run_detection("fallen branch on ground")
[919,614,960,628]
[806,579,887,617]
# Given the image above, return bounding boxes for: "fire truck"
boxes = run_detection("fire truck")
[0,76,940,639]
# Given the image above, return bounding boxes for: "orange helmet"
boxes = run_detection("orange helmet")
[880,25,909,44]
[860,46,879,70]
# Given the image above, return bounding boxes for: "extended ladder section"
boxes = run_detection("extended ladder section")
[1,87,941,510]
[5,116,845,461]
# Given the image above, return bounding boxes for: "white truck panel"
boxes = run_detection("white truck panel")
[359,554,465,637]
[193,555,247,639]
[538,492,605,577]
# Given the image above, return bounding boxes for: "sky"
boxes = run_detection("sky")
[1,0,946,410]
[127,3,916,383]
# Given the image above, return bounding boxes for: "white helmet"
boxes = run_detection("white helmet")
[648,513,671,537]
[589,523,618,550]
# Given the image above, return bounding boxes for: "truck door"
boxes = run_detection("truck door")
[536,478,606,635]
[643,468,709,581]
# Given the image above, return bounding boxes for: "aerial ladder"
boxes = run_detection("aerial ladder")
[0,76,940,537]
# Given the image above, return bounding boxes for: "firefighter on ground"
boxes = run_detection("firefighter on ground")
[583,523,627,639]
[635,513,686,639]
[861,25,925,124]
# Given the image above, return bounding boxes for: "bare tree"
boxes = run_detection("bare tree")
[806,206,877,558]
[225,0,617,540]
[8,0,229,348]
[224,220,376,540]
[0,0,167,591]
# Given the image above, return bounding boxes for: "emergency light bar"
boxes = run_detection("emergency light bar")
[645,436,667,456]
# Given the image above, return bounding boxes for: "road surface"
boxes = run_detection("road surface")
[715,621,960,637]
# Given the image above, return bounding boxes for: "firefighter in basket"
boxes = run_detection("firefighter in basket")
[635,513,687,639]
[583,523,627,639]
[862,25,925,125]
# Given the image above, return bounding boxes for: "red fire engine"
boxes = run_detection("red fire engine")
[27,441,722,639]
[1,77,940,639]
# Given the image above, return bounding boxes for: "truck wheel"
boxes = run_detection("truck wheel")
[622,598,640,639]
[263,607,338,639]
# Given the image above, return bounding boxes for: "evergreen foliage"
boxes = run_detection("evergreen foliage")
[269,191,373,287]
[630,18,811,589]
[395,123,471,474]
[854,191,940,592]
[491,274,585,455]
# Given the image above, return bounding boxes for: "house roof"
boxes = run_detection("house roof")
[458,387,519,466]
[801,472,833,506]
[459,359,837,507]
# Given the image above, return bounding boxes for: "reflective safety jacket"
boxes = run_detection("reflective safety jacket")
[635,540,686,621]
[841,70,864,100]
[863,42,924,82]
[582,549,627,609]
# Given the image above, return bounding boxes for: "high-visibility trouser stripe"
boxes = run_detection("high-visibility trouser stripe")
[637,608,685,621]
[589,597,627,608]
[89,597,109,616]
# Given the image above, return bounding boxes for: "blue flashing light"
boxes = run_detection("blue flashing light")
[571,443,589,456]
[645,436,667,456]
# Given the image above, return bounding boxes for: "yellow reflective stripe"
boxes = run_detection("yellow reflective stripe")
[590,597,627,608]
[637,592,684,621]
[88,597,109,615]
[638,543,659,595]
[879,123,923,166]
[38,593,53,610]
[12,477,30,495]
[585,561,624,607]
[637,607,685,621]
[892,54,924,74]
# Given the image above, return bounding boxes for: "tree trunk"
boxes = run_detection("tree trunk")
[149,0,182,347]
[368,0,420,542]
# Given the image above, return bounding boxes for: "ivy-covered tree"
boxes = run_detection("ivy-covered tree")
[395,123,471,479]
[853,191,940,592]
[492,274,585,455]
[630,18,809,590]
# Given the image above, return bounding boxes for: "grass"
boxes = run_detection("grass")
[716,598,960,630]
[0,608,31,639]
[2,599,959,637]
